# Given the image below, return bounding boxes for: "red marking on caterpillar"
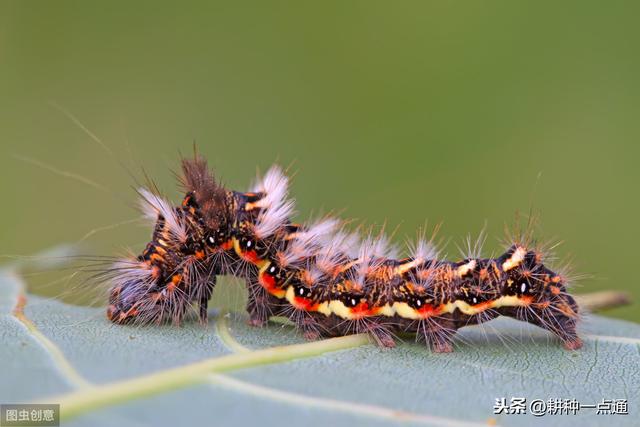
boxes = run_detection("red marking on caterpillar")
[258,270,286,298]
[416,303,439,318]
[292,296,318,312]
[259,272,276,290]
[103,154,583,352]
[241,250,260,264]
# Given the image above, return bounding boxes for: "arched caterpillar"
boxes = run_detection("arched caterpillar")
[105,155,582,352]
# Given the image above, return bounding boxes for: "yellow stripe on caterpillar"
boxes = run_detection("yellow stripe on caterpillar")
[502,246,526,271]
[394,259,422,275]
[392,294,535,320]
[232,237,269,269]
[316,301,331,316]
[456,259,476,277]
[491,294,532,308]
[451,300,483,315]
[378,303,394,317]
[232,237,242,257]
[284,285,296,306]
[392,302,420,319]
[328,299,353,320]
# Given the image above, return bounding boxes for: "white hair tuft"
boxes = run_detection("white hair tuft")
[251,166,296,238]
[138,188,187,242]
[411,238,439,263]
[279,217,339,267]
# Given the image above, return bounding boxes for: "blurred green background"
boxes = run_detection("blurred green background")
[1,1,638,321]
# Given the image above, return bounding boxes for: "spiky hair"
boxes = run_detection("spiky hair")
[180,155,228,230]
[251,166,296,238]
[137,188,187,243]
[278,217,339,267]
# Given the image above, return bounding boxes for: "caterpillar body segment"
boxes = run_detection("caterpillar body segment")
[105,155,582,352]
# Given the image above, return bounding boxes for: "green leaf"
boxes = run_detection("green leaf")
[1,268,639,427]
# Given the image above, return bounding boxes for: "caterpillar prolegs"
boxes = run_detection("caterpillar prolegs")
[105,155,583,352]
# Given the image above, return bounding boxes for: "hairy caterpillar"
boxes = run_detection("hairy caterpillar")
[105,154,582,352]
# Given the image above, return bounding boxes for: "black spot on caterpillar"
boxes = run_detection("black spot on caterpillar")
[104,154,583,352]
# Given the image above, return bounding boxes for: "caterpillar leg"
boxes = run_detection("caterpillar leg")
[429,328,455,353]
[168,298,189,326]
[432,339,454,353]
[285,309,325,341]
[368,324,396,348]
[245,277,272,327]
[412,317,457,353]
[301,316,323,341]
[246,297,269,327]
[246,289,285,327]
[333,318,397,348]
[198,277,216,325]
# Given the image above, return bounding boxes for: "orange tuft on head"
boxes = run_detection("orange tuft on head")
[549,285,561,295]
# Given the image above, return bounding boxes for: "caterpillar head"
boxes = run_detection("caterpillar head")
[179,155,233,247]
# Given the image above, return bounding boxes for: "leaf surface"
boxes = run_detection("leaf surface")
[1,269,638,427]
